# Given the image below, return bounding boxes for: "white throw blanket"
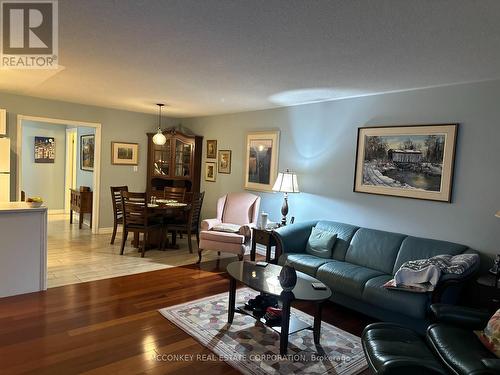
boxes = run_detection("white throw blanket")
[394,253,479,287]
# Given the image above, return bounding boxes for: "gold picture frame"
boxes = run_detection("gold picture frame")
[354,124,458,202]
[244,131,280,191]
[206,140,217,159]
[205,161,216,182]
[218,150,232,174]
[111,142,139,165]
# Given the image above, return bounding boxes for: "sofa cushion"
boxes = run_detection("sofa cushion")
[316,261,384,299]
[199,230,244,244]
[345,228,405,274]
[427,323,496,375]
[315,221,359,261]
[306,227,337,259]
[392,236,468,275]
[278,254,333,276]
[363,275,430,319]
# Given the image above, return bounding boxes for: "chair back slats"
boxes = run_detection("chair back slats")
[164,187,186,202]
[188,191,205,229]
[122,191,148,227]
[111,186,128,218]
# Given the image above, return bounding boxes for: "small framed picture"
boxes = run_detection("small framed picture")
[206,140,217,159]
[218,150,232,174]
[34,136,55,163]
[112,142,139,165]
[80,135,95,171]
[205,161,216,182]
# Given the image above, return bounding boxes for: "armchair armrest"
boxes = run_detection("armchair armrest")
[430,304,490,330]
[481,359,500,372]
[273,221,317,256]
[239,222,257,238]
[201,218,221,231]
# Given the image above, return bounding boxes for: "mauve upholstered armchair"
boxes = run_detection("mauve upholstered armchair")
[197,192,261,263]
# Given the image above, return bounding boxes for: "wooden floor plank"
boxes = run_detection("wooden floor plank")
[0,258,373,374]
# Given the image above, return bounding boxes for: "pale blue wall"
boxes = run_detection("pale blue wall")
[21,121,66,209]
[1,92,178,228]
[184,80,500,263]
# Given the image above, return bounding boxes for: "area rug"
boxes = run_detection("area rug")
[159,288,368,374]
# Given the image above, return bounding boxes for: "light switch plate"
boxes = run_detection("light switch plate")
[133,166,138,172]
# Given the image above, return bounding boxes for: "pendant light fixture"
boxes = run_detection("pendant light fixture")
[152,103,167,145]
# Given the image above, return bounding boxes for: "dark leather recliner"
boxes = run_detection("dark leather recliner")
[362,304,500,375]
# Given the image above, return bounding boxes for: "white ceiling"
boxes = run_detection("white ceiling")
[2,0,500,117]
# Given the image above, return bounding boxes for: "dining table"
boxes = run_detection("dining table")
[132,199,191,250]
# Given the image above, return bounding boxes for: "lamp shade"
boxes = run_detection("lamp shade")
[496,210,500,218]
[272,169,299,193]
[152,129,166,145]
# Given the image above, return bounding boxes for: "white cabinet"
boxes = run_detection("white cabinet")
[0,138,10,172]
[0,109,6,135]
[0,204,47,297]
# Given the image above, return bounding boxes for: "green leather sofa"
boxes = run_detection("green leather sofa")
[362,304,499,374]
[273,220,479,332]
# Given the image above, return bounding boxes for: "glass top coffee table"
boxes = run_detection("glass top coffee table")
[226,261,332,355]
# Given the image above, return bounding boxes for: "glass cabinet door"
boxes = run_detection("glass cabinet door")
[153,139,171,176]
[174,139,193,177]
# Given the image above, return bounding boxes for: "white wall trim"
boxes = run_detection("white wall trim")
[64,128,77,213]
[16,115,102,234]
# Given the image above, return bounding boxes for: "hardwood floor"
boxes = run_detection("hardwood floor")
[0,258,374,374]
[47,214,234,288]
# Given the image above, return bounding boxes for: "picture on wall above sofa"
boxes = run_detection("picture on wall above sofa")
[354,124,458,202]
[244,130,279,191]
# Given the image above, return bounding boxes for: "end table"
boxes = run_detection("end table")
[250,228,278,263]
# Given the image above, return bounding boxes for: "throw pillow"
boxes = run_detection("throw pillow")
[212,223,241,233]
[306,227,337,259]
[475,309,500,357]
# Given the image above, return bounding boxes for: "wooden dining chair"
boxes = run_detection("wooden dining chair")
[167,191,205,253]
[164,186,186,202]
[120,191,164,257]
[110,186,128,244]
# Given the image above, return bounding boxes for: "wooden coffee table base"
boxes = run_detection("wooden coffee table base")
[227,277,325,355]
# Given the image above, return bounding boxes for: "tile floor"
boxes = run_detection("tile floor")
[47,214,234,288]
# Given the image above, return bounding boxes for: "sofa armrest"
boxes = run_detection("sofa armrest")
[273,221,317,257]
[201,218,221,231]
[481,359,500,372]
[430,304,490,330]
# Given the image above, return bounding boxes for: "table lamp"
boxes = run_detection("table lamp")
[272,169,299,226]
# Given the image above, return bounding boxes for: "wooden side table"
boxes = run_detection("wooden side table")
[250,228,278,263]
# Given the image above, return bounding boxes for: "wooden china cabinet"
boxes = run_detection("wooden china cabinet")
[146,128,203,198]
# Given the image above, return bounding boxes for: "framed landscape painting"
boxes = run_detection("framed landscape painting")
[111,142,138,165]
[354,124,458,202]
[244,131,280,191]
[80,135,95,171]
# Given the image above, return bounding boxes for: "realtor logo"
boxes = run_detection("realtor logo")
[1,0,58,68]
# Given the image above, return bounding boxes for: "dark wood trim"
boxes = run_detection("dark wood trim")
[353,123,459,203]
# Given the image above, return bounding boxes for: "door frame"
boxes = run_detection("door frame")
[64,128,77,213]
[16,115,102,234]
